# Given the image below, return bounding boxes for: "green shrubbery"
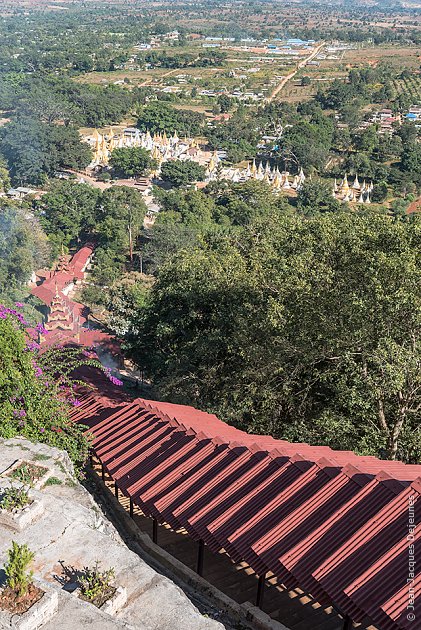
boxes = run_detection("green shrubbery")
[0,487,31,512]
[0,306,101,475]
[5,542,35,598]
[79,561,115,605]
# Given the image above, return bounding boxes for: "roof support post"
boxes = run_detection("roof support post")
[153,518,158,544]
[343,615,353,630]
[130,498,134,519]
[196,539,205,576]
[256,573,267,609]
[114,482,119,501]
[89,453,93,467]
[101,463,105,482]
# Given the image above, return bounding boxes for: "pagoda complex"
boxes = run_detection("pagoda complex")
[86,127,201,172]
[333,174,374,203]
[205,154,306,192]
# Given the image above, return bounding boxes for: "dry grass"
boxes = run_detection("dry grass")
[343,45,420,70]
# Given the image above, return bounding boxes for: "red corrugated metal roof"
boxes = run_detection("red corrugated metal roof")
[381,571,420,629]
[30,244,122,354]
[69,383,421,630]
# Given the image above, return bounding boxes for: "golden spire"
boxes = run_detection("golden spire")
[340,174,350,194]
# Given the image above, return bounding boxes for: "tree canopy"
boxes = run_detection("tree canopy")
[0,202,49,292]
[109,147,157,179]
[115,211,421,463]
[160,160,206,188]
[0,117,91,185]
[36,181,100,258]
[137,102,206,136]
[35,181,146,282]
[297,180,341,215]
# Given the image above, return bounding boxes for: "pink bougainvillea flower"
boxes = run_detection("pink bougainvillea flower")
[35,322,48,335]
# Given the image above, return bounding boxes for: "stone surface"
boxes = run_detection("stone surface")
[102,586,128,616]
[43,587,134,630]
[0,439,225,630]
[121,574,223,630]
[0,482,44,532]
[0,459,51,489]
[72,585,127,616]
[0,582,58,630]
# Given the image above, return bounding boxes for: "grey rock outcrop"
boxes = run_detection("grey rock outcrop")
[0,438,224,630]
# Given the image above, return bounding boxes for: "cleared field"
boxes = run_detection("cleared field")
[278,78,318,103]
[172,103,215,114]
[343,45,421,70]
[76,68,179,85]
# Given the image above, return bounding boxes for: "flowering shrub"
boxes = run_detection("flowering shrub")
[0,304,121,477]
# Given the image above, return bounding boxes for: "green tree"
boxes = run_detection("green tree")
[97,186,147,267]
[207,107,259,163]
[119,213,421,462]
[214,179,288,225]
[217,94,231,113]
[0,158,11,193]
[110,147,156,178]
[5,542,34,598]
[371,180,388,203]
[354,126,380,153]
[0,117,91,185]
[0,202,49,291]
[35,181,100,257]
[281,118,334,172]
[400,143,421,189]
[142,224,200,274]
[105,273,154,337]
[297,180,341,215]
[137,102,204,136]
[160,160,206,188]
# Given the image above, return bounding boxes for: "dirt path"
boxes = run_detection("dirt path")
[266,42,325,102]
[68,170,113,190]
[137,68,180,87]
[407,195,421,214]
[162,68,181,78]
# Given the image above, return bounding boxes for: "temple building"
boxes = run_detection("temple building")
[85,127,206,172]
[85,128,308,195]
[205,156,306,193]
[44,285,76,333]
[333,174,374,203]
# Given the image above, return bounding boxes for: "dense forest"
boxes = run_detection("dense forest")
[33,177,417,465]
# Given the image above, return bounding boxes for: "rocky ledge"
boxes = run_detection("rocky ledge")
[0,438,225,630]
